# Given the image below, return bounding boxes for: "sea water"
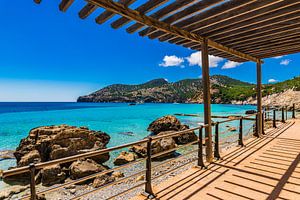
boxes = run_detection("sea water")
[0,102,255,188]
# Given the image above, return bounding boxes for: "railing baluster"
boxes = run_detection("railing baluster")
[29,163,37,200]
[214,122,221,160]
[282,107,285,123]
[273,109,277,128]
[254,114,259,137]
[292,103,296,119]
[198,126,206,168]
[239,118,244,147]
[145,137,155,197]
[262,112,265,135]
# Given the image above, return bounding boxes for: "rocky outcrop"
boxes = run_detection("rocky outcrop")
[14,125,110,167]
[113,151,138,166]
[70,159,107,180]
[4,125,111,186]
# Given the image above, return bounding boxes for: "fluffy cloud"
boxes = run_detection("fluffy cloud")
[159,55,184,67]
[186,51,224,68]
[222,61,242,69]
[268,79,278,83]
[273,56,284,59]
[280,59,291,66]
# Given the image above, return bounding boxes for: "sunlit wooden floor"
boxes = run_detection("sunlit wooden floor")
[133,119,300,200]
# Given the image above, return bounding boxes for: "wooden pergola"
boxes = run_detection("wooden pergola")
[34,0,300,162]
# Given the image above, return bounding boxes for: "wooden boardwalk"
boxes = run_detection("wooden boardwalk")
[134,119,300,200]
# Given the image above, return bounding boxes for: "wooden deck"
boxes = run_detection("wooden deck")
[133,119,300,200]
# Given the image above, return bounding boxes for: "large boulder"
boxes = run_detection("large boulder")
[41,164,66,186]
[69,159,106,180]
[147,115,197,145]
[113,151,138,166]
[147,115,181,134]
[14,125,110,167]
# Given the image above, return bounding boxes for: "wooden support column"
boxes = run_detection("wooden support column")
[256,61,263,137]
[201,38,213,163]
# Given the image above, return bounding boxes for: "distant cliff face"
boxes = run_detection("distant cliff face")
[77,75,300,104]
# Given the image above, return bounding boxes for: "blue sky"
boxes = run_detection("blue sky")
[0,1,299,102]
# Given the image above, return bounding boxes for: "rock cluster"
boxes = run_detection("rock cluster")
[114,115,197,165]
[4,125,111,187]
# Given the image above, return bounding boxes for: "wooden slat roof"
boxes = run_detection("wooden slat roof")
[36,0,300,63]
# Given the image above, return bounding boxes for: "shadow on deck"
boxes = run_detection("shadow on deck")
[133,119,300,200]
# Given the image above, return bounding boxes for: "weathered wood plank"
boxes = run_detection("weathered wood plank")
[139,0,224,37]
[126,0,196,34]
[95,0,136,25]
[88,0,261,63]
[111,0,169,29]
[259,48,300,59]
[79,3,98,19]
[59,0,74,12]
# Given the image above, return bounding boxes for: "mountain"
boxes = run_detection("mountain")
[77,75,300,104]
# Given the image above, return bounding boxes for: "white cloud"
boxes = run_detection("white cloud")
[159,55,184,67]
[186,51,224,68]
[268,79,278,83]
[222,61,242,69]
[164,78,169,82]
[273,56,284,59]
[280,59,292,66]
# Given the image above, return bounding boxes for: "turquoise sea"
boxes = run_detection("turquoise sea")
[0,102,255,172]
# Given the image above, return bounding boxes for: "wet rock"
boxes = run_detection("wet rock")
[0,150,15,161]
[0,185,29,200]
[92,174,115,188]
[41,164,66,186]
[70,159,106,180]
[228,127,237,132]
[147,115,181,134]
[245,110,257,114]
[113,151,138,166]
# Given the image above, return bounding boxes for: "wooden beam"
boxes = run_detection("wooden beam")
[59,0,74,12]
[111,0,169,29]
[88,0,261,63]
[201,38,213,162]
[33,0,41,4]
[79,3,98,19]
[138,0,224,37]
[96,0,136,25]
[126,0,197,34]
[256,61,263,137]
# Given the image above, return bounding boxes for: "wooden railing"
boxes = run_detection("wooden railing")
[0,104,297,200]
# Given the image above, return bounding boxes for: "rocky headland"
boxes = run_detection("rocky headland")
[77,75,300,106]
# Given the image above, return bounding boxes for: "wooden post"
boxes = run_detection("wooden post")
[281,107,285,123]
[292,103,296,118]
[256,62,263,137]
[29,164,37,200]
[197,127,206,168]
[239,118,244,147]
[201,38,213,163]
[214,122,221,160]
[273,109,276,128]
[145,137,154,197]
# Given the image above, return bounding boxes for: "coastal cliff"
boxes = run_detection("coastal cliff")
[78,75,300,105]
